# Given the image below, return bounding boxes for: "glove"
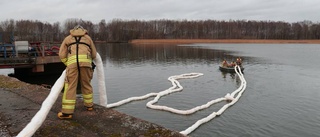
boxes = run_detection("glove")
[91,62,96,70]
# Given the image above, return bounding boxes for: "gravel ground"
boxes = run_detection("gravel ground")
[0,114,10,137]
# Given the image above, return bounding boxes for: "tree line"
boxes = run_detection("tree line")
[0,18,319,43]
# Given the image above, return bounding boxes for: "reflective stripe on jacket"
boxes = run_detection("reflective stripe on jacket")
[59,28,97,68]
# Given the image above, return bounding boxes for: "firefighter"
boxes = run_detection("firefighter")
[57,25,97,119]
[221,59,228,67]
[229,61,236,67]
[236,57,242,66]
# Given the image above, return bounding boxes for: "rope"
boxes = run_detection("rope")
[107,65,247,136]
[106,73,204,108]
[180,66,247,135]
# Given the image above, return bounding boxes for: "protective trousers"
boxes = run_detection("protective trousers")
[62,67,93,114]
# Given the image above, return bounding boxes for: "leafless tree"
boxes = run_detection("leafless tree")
[1,19,319,43]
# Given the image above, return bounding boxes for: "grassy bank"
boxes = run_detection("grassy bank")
[130,39,320,44]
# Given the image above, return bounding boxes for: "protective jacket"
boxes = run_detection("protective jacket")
[59,28,97,68]
[58,28,97,114]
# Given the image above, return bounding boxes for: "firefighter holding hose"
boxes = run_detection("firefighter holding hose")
[58,25,97,119]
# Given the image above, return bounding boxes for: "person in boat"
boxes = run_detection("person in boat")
[221,59,228,67]
[236,57,242,66]
[228,61,236,68]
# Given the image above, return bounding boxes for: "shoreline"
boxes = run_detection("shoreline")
[129,39,320,44]
[0,75,185,137]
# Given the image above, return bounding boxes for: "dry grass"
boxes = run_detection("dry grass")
[0,75,27,89]
[130,39,320,44]
[0,75,49,91]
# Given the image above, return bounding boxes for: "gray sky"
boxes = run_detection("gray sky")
[1,0,319,24]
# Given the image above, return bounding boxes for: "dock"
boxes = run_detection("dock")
[0,41,64,76]
[0,75,186,137]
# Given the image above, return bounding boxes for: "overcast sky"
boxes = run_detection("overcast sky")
[1,0,319,24]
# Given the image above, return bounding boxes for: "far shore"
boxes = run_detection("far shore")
[129,39,320,44]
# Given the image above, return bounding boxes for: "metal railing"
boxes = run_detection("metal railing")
[0,42,60,69]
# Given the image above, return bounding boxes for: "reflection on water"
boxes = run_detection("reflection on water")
[6,63,65,87]
[97,43,246,65]
[221,72,241,86]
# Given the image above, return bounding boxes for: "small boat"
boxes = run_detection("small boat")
[219,65,244,73]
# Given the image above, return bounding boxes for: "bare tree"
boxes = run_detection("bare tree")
[1,18,320,43]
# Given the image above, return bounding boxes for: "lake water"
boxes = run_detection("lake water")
[1,43,319,137]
